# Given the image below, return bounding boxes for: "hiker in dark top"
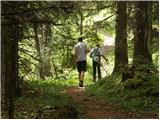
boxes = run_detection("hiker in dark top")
[90,43,108,82]
[74,37,89,87]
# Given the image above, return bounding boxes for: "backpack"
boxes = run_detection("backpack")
[90,48,100,62]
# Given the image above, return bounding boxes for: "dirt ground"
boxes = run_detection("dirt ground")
[65,86,158,119]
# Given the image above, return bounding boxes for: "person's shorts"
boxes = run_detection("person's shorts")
[77,61,86,72]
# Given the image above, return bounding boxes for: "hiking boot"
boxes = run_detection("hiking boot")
[79,81,83,87]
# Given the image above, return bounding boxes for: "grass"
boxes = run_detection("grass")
[65,70,94,86]
[14,57,159,118]
[14,71,93,118]
[85,73,159,114]
[14,78,73,118]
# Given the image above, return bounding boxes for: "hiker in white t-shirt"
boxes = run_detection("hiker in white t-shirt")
[74,37,89,87]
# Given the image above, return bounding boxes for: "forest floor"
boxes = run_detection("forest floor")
[2,78,158,119]
[65,86,158,119]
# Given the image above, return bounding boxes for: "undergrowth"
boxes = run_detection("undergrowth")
[14,70,93,118]
[86,70,159,114]
[14,78,74,118]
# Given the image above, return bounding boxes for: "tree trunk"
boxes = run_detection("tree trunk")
[1,11,5,101]
[2,2,20,118]
[45,23,52,47]
[52,60,58,78]
[62,44,65,72]
[133,1,152,66]
[2,18,19,120]
[33,24,45,79]
[44,23,52,77]
[80,12,83,36]
[113,1,128,73]
[145,1,152,64]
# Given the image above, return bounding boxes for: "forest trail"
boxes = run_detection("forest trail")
[65,87,141,119]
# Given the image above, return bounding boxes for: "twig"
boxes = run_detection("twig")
[19,47,35,54]
[96,13,116,25]
[19,56,40,69]
[19,48,42,62]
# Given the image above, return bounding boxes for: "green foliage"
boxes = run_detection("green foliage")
[3,1,159,118]
[14,70,93,118]
[17,1,118,80]
[64,69,93,86]
[14,78,72,118]
[150,37,159,69]
[86,71,159,113]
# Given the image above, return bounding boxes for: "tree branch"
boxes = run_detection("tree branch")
[18,48,42,62]
[19,56,40,70]
[19,47,35,54]
[2,19,63,26]
[96,13,116,25]
[1,3,73,16]
[19,58,40,76]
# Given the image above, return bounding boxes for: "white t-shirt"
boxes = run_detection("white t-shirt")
[74,42,87,62]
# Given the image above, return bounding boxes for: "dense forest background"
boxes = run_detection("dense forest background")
[1,1,159,119]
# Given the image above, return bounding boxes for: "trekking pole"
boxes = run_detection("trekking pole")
[100,63,109,76]
[99,58,109,76]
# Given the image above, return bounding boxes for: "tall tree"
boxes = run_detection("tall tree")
[1,1,20,118]
[80,12,83,36]
[133,1,152,66]
[113,1,128,73]
[144,1,152,64]
[33,23,45,79]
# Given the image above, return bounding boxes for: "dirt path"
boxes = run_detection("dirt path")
[65,86,147,119]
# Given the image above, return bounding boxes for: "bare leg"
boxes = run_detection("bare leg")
[78,72,81,81]
[79,71,85,87]
[80,71,85,81]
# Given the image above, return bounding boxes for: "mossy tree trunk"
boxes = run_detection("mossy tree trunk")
[133,1,152,66]
[113,1,128,73]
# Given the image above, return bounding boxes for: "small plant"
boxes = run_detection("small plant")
[86,70,159,114]
[14,78,73,119]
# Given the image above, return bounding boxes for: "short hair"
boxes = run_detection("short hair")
[96,43,100,47]
[78,37,82,42]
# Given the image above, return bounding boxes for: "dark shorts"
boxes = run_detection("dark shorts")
[77,61,86,72]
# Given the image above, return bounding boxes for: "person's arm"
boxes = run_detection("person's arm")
[86,48,90,53]
[73,46,77,63]
[85,45,90,53]
[99,47,108,63]
[101,54,108,63]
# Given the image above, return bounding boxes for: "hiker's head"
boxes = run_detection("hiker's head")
[96,43,100,47]
[78,37,82,42]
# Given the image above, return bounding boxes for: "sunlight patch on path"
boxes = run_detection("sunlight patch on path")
[64,86,85,94]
